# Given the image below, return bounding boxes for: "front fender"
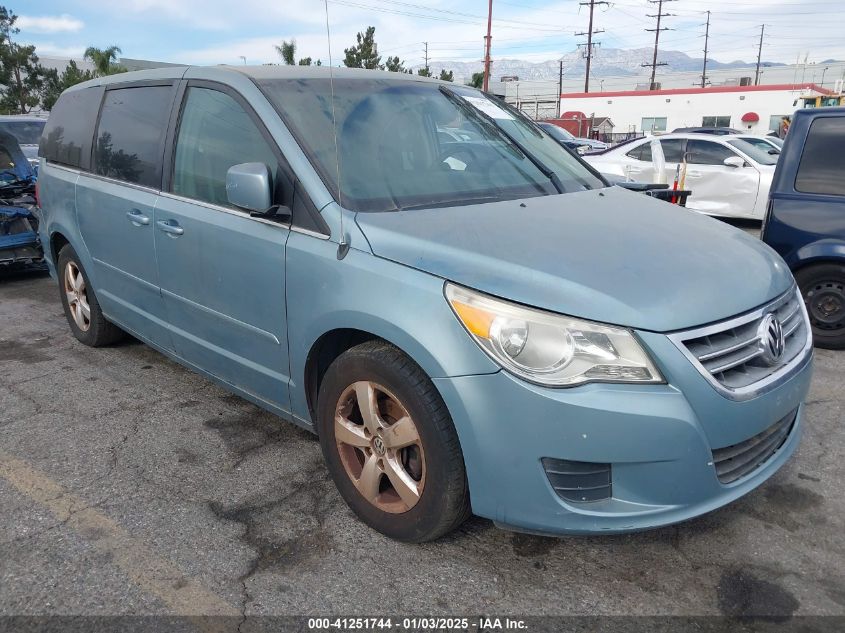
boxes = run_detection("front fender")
[285,232,499,423]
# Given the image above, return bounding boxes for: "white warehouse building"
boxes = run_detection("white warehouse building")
[557,83,834,135]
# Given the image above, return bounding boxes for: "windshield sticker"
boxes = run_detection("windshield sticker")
[462,95,514,120]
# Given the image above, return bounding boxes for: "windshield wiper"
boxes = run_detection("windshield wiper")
[438,86,564,194]
[397,195,507,212]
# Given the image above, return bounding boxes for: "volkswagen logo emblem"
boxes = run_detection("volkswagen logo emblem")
[757,314,785,366]
[372,436,386,456]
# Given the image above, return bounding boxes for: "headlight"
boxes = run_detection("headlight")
[577,145,589,155]
[445,283,663,387]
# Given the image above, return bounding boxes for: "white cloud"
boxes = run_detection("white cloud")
[27,42,87,59]
[17,14,84,34]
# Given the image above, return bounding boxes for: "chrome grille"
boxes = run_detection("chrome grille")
[669,287,812,400]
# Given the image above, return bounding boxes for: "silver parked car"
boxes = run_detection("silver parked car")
[0,115,47,171]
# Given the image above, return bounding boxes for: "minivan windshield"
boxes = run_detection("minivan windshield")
[258,78,604,212]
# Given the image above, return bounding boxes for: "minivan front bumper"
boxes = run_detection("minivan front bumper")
[432,329,813,535]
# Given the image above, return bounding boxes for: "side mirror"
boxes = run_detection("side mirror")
[723,156,745,168]
[226,162,272,212]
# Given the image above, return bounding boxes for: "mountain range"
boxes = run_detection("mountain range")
[410,47,786,83]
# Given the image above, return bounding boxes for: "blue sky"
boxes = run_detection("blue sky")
[16,1,845,68]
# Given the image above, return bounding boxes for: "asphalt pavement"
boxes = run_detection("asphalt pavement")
[0,265,843,622]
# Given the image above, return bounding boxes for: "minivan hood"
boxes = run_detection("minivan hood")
[354,186,794,332]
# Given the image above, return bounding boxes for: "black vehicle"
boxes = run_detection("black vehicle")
[672,126,742,136]
[537,122,594,154]
[762,106,845,348]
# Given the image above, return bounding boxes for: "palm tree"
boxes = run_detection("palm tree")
[84,45,122,77]
[275,40,296,65]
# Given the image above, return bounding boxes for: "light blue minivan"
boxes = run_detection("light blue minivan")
[37,66,813,542]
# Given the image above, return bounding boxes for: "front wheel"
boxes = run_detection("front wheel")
[795,262,845,350]
[316,341,470,542]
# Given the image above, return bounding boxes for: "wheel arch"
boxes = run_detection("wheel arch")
[49,230,71,264]
[302,325,456,428]
[303,328,382,424]
[790,239,845,271]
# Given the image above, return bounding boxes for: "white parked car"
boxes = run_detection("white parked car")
[585,133,779,220]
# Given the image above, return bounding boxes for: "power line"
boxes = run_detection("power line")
[642,0,676,89]
[576,0,608,93]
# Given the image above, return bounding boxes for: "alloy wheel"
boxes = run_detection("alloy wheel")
[334,381,426,514]
[64,261,91,332]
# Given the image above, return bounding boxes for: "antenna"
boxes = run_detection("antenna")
[323,0,348,257]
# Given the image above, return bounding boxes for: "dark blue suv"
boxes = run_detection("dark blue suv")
[763,106,845,349]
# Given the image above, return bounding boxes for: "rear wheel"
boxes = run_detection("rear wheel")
[316,341,470,542]
[57,245,125,347]
[795,263,845,350]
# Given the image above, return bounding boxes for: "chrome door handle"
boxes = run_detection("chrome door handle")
[156,220,184,236]
[126,209,150,226]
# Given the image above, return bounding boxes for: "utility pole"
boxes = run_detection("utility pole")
[483,0,493,92]
[557,60,564,117]
[754,24,765,86]
[700,10,710,88]
[576,0,608,93]
[642,0,674,89]
[423,41,429,75]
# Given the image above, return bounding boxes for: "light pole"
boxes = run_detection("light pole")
[239,55,247,65]
[821,66,829,88]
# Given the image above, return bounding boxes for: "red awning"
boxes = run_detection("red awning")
[741,112,760,123]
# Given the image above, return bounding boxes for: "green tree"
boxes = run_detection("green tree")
[343,26,382,70]
[275,39,296,65]
[276,40,315,65]
[417,67,431,77]
[42,60,94,110]
[0,6,47,114]
[438,69,454,82]
[468,72,484,88]
[83,45,125,77]
[384,55,406,73]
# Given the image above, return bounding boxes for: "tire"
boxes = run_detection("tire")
[795,262,845,350]
[316,340,470,542]
[57,244,125,347]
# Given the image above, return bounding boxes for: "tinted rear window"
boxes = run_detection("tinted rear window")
[795,117,845,196]
[39,87,103,170]
[94,85,173,188]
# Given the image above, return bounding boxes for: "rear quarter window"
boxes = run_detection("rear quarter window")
[94,85,174,189]
[795,117,845,196]
[626,142,652,161]
[39,87,104,171]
